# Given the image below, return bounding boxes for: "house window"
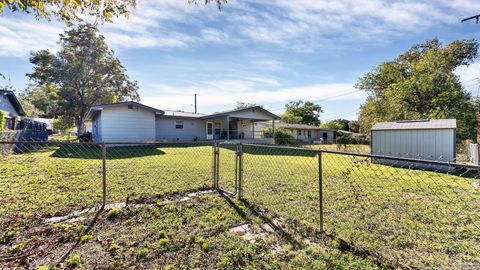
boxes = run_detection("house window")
[307,130,311,138]
[298,130,302,136]
[175,120,184,129]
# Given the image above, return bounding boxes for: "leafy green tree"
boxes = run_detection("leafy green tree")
[20,83,59,117]
[27,24,139,133]
[321,119,350,130]
[0,0,226,22]
[281,100,323,126]
[53,116,74,135]
[357,38,478,140]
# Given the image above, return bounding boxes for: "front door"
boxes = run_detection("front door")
[206,122,214,140]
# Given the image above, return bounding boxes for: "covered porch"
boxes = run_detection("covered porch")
[200,106,280,143]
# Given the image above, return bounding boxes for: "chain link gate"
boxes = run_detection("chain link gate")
[213,142,243,199]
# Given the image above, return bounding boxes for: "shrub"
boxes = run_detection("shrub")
[79,234,93,243]
[67,254,81,268]
[106,208,122,219]
[262,127,297,145]
[336,136,369,146]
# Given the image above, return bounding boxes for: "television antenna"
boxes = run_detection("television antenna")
[462,14,480,23]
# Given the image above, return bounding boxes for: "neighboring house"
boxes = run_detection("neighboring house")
[0,89,26,130]
[371,119,456,165]
[0,89,48,141]
[84,101,280,143]
[275,122,335,144]
[255,121,335,144]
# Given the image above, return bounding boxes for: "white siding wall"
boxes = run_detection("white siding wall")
[101,106,156,142]
[372,129,455,162]
[155,118,206,141]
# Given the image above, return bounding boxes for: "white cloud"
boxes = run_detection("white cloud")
[140,80,363,113]
[0,0,479,56]
[0,16,63,57]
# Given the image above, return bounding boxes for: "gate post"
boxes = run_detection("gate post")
[318,150,324,234]
[237,143,244,200]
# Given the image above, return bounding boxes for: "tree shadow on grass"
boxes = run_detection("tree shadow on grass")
[50,144,166,159]
[218,190,304,249]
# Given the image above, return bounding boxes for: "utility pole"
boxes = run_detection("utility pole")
[194,93,197,114]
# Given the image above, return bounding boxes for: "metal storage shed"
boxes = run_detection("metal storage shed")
[371,119,457,165]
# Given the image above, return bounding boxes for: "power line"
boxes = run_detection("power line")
[323,109,360,121]
[268,88,361,112]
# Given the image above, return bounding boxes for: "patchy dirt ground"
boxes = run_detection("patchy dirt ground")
[1,190,383,269]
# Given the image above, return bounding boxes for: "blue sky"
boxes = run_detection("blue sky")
[1,0,480,120]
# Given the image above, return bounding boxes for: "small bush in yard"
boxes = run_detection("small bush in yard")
[79,234,93,243]
[106,208,122,219]
[67,254,81,268]
[137,247,149,259]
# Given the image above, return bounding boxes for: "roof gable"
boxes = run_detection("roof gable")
[85,101,164,121]
[0,90,26,116]
[201,106,280,120]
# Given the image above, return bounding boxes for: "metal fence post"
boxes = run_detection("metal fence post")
[215,143,220,189]
[237,143,244,200]
[212,143,217,188]
[102,142,107,209]
[318,150,324,234]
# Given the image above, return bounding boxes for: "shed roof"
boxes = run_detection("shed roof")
[371,119,456,131]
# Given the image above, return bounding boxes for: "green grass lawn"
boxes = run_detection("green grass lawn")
[0,143,479,269]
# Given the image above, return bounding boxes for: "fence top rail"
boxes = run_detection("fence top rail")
[242,143,480,170]
[320,149,480,170]
[242,143,321,153]
[0,140,214,146]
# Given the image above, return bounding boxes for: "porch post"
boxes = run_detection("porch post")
[226,115,230,140]
[272,120,275,143]
[252,120,255,139]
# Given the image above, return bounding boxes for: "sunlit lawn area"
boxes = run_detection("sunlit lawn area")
[0,144,479,269]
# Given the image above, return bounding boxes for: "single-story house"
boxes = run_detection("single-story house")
[84,101,280,143]
[0,89,48,141]
[254,121,335,144]
[275,122,335,144]
[371,119,456,165]
[0,89,26,130]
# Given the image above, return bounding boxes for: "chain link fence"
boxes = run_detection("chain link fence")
[1,140,479,268]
